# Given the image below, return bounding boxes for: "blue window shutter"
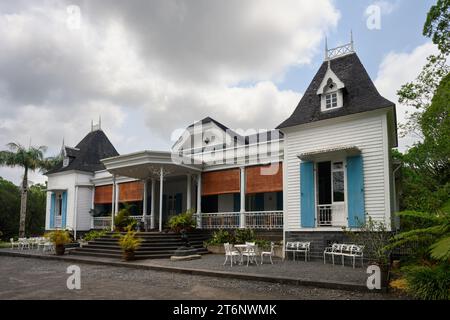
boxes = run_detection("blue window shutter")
[347,155,365,228]
[50,193,56,228]
[61,191,68,228]
[233,193,240,212]
[175,193,183,214]
[300,162,315,227]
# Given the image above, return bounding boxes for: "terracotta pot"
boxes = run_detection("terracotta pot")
[55,245,65,256]
[123,251,135,261]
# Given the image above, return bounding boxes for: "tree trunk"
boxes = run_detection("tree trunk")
[19,167,28,238]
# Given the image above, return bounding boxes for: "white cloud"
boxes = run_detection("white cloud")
[0,0,340,185]
[374,42,440,151]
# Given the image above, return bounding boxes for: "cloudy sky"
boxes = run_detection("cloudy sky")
[0,0,438,185]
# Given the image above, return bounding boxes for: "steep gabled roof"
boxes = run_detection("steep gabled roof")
[46,130,119,175]
[277,53,395,129]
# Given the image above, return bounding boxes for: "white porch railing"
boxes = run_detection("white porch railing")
[55,216,62,228]
[317,204,346,227]
[317,205,332,226]
[199,211,283,230]
[129,215,152,227]
[199,212,240,229]
[92,215,152,230]
[92,217,112,230]
[245,211,283,229]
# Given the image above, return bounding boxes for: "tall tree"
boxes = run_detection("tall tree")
[397,0,449,138]
[0,143,58,237]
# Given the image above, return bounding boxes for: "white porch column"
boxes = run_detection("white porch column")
[186,174,192,210]
[150,178,156,229]
[159,167,164,232]
[142,179,148,229]
[111,175,116,231]
[240,166,246,228]
[196,173,202,228]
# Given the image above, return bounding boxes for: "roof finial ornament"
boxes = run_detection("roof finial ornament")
[350,30,354,51]
[91,120,94,132]
[324,36,329,60]
[99,115,102,131]
[60,137,66,157]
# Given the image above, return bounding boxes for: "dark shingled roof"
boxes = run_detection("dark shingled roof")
[277,53,395,129]
[46,130,119,175]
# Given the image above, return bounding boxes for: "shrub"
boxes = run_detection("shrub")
[114,203,136,232]
[44,230,71,246]
[403,264,450,300]
[82,229,108,242]
[206,229,235,245]
[168,210,196,233]
[118,227,142,251]
[234,228,256,244]
[344,216,391,265]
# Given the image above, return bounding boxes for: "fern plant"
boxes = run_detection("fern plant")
[387,210,450,262]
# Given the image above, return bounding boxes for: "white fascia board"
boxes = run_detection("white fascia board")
[279,108,391,134]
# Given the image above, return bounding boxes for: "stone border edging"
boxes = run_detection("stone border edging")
[0,250,374,293]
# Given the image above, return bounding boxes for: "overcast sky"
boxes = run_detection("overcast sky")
[0,0,438,185]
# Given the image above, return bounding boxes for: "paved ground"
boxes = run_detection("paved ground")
[147,254,367,285]
[0,256,401,300]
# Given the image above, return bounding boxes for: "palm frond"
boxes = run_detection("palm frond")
[429,236,450,261]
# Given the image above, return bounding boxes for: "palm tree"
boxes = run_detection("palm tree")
[0,143,59,237]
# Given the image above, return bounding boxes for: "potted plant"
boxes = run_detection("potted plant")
[45,230,71,255]
[168,209,196,234]
[118,225,142,261]
[114,203,136,232]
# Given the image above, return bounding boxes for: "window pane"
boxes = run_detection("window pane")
[333,171,345,202]
[333,162,343,170]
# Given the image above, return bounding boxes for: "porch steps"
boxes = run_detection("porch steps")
[69,231,210,260]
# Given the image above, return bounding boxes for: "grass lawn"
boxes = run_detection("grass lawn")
[0,242,10,248]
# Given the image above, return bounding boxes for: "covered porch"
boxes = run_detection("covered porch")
[92,151,284,231]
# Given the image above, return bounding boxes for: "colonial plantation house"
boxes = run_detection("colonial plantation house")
[44,41,399,257]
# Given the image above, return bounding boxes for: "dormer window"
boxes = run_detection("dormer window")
[63,157,70,167]
[317,66,345,112]
[325,92,338,109]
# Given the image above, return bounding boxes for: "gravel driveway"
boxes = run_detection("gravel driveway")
[0,256,403,300]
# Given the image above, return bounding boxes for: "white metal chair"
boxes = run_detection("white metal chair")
[223,243,240,267]
[296,242,311,262]
[284,241,297,260]
[18,238,30,250]
[10,238,20,250]
[242,243,258,266]
[341,244,364,268]
[323,243,342,265]
[260,242,275,265]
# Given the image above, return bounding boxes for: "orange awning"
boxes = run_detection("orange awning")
[202,169,240,196]
[119,181,144,202]
[94,185,113,204]
[246,162,283,194]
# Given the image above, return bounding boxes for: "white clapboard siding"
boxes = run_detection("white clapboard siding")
[76,186,93,231]
[283,111,391,232]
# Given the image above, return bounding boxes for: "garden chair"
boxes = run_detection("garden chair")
[18,238,30,250]
[323,243,342,265]
[260,242,275,265]
[242,243,258,266]
[223,243,240,267]
[10,238,20,250]
[341,244,364,268]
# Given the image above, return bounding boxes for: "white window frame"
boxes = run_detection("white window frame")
[321,90,343,112]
